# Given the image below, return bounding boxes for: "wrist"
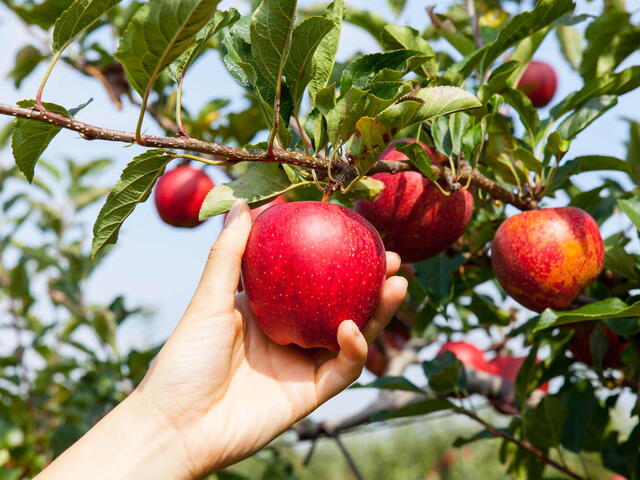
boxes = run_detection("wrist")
[36,390,194,480]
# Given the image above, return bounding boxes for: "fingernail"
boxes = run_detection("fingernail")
[224,200,244,228]
[350,321,360,336]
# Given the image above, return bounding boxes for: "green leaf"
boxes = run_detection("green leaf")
[349,116,387,173]
[7,46,46,88]
[352,376,424,393]
[396,142,438,183]
[523,396,568,449]
[417,253,466,302]
[387,0,406,16]
[380,25,436,75]
[168,8,240,82]
[422,351,465,393]
[199,163,311,219]
[626,119,640,186]
[501,88,540,143]
[383,397,455,420]
[53,0,121,52]
[556,25,583,70]
[11,100,71,182]
[283,16,335,107]
[250,0,297,86]
[115,0,221,95]
[552,66,640,119]
[456,0,574,77]
[557,95,618,141]
[91,150,174,257]
[618,198,640,231]
[343,5,387,42]
[534,298,640,331]
[340,49,429,92]
[308,0,343,103]
[325,87,369,146]
[449,112,471,157]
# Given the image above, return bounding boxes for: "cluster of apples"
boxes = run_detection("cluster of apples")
[151,60,617,369]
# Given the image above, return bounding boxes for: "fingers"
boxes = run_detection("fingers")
[189,201,252,315]
[314,320,368,404]
[385,251,401,277]
[362,276,408,343]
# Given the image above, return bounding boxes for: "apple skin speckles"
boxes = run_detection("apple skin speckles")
[491,207,604,312]
[241,201,387,350]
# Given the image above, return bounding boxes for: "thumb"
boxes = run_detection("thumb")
[188,201,252,315]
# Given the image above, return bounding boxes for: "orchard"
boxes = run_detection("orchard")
[0,0,639,479]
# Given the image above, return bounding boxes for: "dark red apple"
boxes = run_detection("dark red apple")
[487,355,549,392]
[491,207,604,312]
[365,319,411,375]
[438,341,491,372]
[241,201,387,350]
[568,323,627,369]
[517,60,557,108]
[354,139,474,263]
[154,166,214,228]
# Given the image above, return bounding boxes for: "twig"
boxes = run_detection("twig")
[453,407,586,480]
[465,0,483,49]
[0,103,538,210]
[328,430,364,480]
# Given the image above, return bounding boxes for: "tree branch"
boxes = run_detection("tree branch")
[0,103,537,210]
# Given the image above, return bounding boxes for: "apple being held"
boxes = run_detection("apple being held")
[241,201,386,350]
[154,165,214,228]
[568,323,627,369]
[491,207,604,312]
[365,319,411,376]
[438,341,492,373]
[355,139,474,263]
[517,60,558,108]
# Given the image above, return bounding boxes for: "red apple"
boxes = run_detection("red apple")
[438,341,491,373]
[354,139,474,263]
[154,166,214,228]
[568,323,627,369]
[491,207,604,312]
[241,201,387,350]
[487,355,549,392]
[365,319,411,375]
[517,60,558,108]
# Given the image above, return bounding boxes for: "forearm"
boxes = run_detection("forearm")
[35,390,194,480]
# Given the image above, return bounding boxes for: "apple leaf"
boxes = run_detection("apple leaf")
[349,116,387,173]
[456,0,574,77]
[339,49,429,92]
[11,99,91,182]
[557,95,618,141]
[115,0,221,96]
[382,398,455,420]
[408,86,482,125]
[500,88,540,144]
[199,163,312,220]
[168,8,240,82]
[352,376,424,393]
[534,298,640,331]
[552,65,640,119]
[627,119,640,187]
[380,25,437,75]
[325,87,369,146]
[343,6,387,43]
[523,397,568,449]
[556,25,583,71]
[307,0,343,104]
[422,351,465,393]
[7,46,46,88]
[91,149,175,257]
[396,142,438,183]
[52,0,122,53]
[283,16,335,108]
[250,0,297,86]
[618,198,640,232]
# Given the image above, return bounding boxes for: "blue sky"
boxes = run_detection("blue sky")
[1,0,639,420]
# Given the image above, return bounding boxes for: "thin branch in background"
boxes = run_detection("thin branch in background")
[302,438,318,466]
[328,430,364,480]
[465,0,483,49]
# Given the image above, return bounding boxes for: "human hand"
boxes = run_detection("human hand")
[38,201,407,480]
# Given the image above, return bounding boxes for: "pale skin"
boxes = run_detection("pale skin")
[35,201,408,480]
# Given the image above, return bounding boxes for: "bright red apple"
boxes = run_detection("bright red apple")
[491,207,604,312]
[517,60,558,108]
[438,341,491,373]
[354,139,474,263]
[241,201,387,350]
[365,319,411,375]
[568,323,627,369]
[154,165,214,228]
[487,355,549,392]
